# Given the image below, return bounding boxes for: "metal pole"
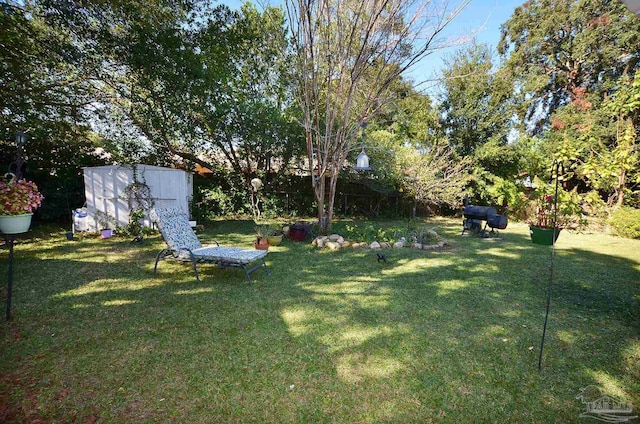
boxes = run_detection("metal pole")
[5,235,15,320]
[538,160,563,370]
[5,132,29,320]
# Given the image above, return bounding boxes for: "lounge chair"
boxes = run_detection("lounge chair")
[150,208,270,285]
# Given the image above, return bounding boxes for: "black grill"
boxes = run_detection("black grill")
[462,204,508,236]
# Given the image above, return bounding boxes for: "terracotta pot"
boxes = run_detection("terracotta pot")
[254,237,269,250]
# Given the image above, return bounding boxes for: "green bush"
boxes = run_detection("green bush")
[194,186,247,219]
[609,207,640,239]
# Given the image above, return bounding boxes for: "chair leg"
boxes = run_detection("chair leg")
[243,265,253,286]
[262,258,271,276]
[189,254,201,283]
[154,249,168,276]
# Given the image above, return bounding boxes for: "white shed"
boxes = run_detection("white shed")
[81,165,193,231]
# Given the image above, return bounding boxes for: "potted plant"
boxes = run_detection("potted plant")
[266,225,283,246]
[0,173,44,234]
[289,222,311,242]
[254,224,272,250]
[526,177,585,245]
[95,211,116,239]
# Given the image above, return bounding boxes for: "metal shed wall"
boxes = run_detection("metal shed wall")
[83,165,193,231]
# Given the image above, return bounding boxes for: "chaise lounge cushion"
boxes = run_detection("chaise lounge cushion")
[190,246,267,265]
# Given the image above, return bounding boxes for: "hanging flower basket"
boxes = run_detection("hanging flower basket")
[529,225,561,245]
[0,213,33,234]
[0,173,44,234]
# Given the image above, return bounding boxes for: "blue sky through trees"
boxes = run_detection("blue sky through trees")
[221,0,522,93]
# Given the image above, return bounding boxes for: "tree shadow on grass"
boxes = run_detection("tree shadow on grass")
[0,222,638,422]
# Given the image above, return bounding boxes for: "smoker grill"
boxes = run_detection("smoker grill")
[462,204,508,236]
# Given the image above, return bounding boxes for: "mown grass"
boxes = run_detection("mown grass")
[1,219,639,423]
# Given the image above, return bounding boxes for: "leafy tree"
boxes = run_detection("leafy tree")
[351,87,472,211]
[398,142,473,209]
[0,2,109,220]
[286,0,469,231]
[99,3,302,187]
[440,44,519,187]
[544,71,640,207]
[438,43,520,204]
[498,0,640,133]
[440,44,512,156]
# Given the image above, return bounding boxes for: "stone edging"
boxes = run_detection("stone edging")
[310,232,448,251]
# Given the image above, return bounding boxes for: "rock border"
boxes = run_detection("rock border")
[311,232,448,251]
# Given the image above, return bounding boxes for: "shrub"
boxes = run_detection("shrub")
[609,207,640,239]
[192,185,250,220]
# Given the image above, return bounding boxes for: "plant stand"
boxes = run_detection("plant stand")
[4,234,15,320]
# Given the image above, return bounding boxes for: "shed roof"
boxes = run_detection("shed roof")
[83,164,190,173]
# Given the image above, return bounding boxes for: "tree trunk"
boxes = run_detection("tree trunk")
[615,168,626,209]
[314,174,326,233]
[324,169,339,232]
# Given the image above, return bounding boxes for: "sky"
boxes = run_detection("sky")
[221,0,525,95]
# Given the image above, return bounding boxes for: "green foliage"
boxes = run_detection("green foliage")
[526,177,586,229]
[399,142,473,208]
[192,185,251,221]
[0,2,109,221]
[498,0,640,132]
[437,43,520,203]
[254,223,281,238]
[582,190,609,219]
[407,229,441,245]
[101,3,302,188]
[119,208,152,238]
[338,220,440,244]
[485,178,529,221]
[440,44,514,159]
[609,207,640,239]
[534,71,640,207]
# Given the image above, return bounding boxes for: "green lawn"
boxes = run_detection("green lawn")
[1,219,639,423]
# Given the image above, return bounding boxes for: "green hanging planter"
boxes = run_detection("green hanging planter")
[529,225,561,245]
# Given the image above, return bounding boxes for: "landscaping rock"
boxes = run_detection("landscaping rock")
[317,238,325,248]
[380,242,391,249]
[413,243,422,250]
[353,242,368,249]
[370,241,381,249]
[337,236,344,243]
[341,241,351,248]
[393,241,405,248]
[328,234,341,241]
[326,241,340,250]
